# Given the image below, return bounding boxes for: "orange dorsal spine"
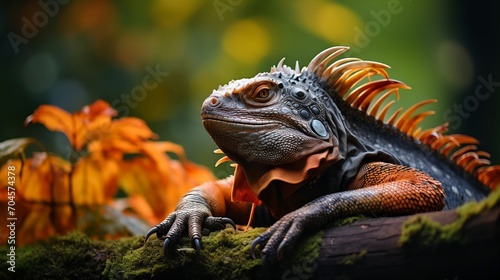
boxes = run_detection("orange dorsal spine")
[292,46,500,190]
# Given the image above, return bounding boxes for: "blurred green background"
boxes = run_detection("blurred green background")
[1,0,499,177]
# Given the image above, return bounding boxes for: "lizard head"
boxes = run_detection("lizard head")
[201,74,338,166]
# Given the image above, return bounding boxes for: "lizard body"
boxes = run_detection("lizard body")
[146,46,500,262]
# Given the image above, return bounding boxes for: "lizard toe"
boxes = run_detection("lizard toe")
[163,238,172,257]
[203,216,236,230]
[260,248,278,265]
[260,253,277,271]
[146,213,176,243]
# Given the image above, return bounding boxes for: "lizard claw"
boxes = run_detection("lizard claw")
[250,236,266,259]
[144,226,158,244]
[260,254,271,271]
[221,217,236,229]
[163,238,172,257]
[276,239,292,260]
[192,237,202,252]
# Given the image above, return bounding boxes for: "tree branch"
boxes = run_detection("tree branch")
[314,199,500,279]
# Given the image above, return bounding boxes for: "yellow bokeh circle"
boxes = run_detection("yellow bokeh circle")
[222,19,271,64]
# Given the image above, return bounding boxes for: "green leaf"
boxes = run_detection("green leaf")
[0,137,44,168]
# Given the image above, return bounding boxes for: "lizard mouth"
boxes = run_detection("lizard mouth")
[202,114,281,130]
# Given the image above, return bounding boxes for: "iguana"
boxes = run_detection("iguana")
[145,46,500,262]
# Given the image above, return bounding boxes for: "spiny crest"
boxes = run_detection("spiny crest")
[270,46,500,190]
[270,58,303,75]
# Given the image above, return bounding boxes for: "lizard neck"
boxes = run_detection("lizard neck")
[320,93,401,190]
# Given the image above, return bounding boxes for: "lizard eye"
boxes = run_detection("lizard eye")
[241,80,278,107]
[257,88,269,99]
[250,84,274,103]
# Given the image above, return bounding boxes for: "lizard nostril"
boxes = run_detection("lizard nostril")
[210,97,220,107]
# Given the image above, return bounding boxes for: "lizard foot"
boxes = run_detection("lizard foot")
[250,204,319,263]
[145,210,235,257]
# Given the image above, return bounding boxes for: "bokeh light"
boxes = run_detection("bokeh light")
[222,18,271,64]
[293,0,362,44]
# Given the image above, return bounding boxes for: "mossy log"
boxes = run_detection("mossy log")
[316,198,500,279]
[1,190,499,280]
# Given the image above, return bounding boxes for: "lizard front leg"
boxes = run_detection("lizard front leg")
[145,177,252,256]
[251,161,445,262]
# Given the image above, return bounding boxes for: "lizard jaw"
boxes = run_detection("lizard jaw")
[201,116,282,165]
[202,114,281,129]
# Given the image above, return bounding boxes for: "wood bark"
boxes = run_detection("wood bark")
[313,204,500,280]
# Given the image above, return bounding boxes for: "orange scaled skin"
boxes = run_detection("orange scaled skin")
[194,177,253,226]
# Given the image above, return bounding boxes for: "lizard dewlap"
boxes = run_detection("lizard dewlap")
[146,46,500,262]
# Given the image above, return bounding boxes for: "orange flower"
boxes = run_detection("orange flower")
[1,100,215,244]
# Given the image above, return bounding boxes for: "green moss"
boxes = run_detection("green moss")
[1,226,324,279]
[340,250,367,266]
[400,188,500,249]
[105,227,324,279]
[274,230,324,280]
[0,231,141,279]
[331,215,367,227]
[201,228,264,279]
[102,227,266,279]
